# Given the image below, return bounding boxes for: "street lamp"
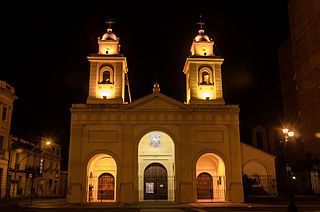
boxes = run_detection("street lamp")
[282,128,297,212]
[11,137,52,199]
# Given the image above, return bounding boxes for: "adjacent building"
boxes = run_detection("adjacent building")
[278,0,320,193]
[0,81,17,198]
[6,136,65,198]
[67,23,277,204]
[278,0,320,158]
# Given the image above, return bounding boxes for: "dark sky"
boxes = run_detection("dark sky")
[3,2,290,168]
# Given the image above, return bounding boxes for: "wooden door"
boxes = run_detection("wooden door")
[197,172,213,200]
[98,173,114,200]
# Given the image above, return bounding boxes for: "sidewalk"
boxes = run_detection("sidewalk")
[16,198,320,209]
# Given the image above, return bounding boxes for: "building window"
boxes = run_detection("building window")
[256,131,263,149]
[2,106,7,121]
[49,179,53,188]
[15,153,20,167]
[50,162,53,173]
[0,136,4,152]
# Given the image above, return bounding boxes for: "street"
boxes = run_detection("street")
[4,207,320,212]
[2,198,320,212]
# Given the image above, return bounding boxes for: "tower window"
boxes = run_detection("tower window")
[199,67,214,85]
[201,72,210,85]
[102,71,111,84]
[99,66,114,84]
[2,106,7,121]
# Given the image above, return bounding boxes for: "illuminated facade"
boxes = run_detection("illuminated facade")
[0,81,17,198]
[67,24,277,204]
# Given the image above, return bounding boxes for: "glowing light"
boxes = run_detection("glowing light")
[292,176,296,180]
[16,148,23,153]
[102,45,114,55]
[315,132,320,138]
[282,128,289,134]
[200,91,212,100]
[201,46,207,56]
[288,131,294,137]
[42,137,52,146]
[99,89,112,99]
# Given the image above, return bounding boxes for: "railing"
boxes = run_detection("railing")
[243,174,277,196]
[196,175,226,202]
[87,176,116,202]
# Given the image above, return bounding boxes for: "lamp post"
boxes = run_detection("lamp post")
[282,128,297,212]
[11,137,52,199]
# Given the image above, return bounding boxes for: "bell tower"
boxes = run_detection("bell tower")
[87,20,128,104]
[183,18,225,104]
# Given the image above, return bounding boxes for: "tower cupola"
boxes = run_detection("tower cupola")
[102,28,117,41]
[97,20,120,55]
[183,17,225,104]
[190,17,215,57]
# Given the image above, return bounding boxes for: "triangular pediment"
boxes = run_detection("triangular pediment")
[125,93,190,111]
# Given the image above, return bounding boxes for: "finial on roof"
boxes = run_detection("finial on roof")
[153,83,160,93]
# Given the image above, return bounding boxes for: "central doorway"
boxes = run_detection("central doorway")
[144,163,168,200]
[138,131,175,201]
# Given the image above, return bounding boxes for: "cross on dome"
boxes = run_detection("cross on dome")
[101,18,117,41]
[106,18,115,29]
[197,15,205,29]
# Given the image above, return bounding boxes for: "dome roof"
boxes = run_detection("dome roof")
[101,28,117,41]
[194,29,211,42]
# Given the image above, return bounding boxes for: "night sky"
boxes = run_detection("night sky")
[3,2,290,169]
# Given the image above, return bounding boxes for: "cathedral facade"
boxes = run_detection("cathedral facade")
[67,24,277,204]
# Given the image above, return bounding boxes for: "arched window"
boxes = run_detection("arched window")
[99,65,113,84]
[199,67,214,85]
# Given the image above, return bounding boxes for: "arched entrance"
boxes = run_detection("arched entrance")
[243,160,276,195]
[87,154,117,202]
[196,153,226,202]
[138,131,175,201]
[144,163,168,200]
